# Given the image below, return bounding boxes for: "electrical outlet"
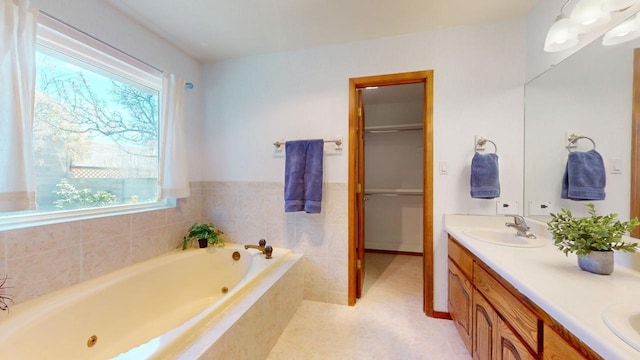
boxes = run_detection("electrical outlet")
[496,200,519,215]
[529,201,552,216]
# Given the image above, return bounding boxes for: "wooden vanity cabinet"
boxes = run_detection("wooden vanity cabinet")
[449,236,538,360]
[473,263,538,355]
[472,288,495,360]
[471,287,536,360]
[448,239,474,353]
[496,316,536,360]
[543,324,589,360]
[448,235,602,360]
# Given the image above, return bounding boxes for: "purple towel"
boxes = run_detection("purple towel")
[284,140,324,213]
[561,150,606,201]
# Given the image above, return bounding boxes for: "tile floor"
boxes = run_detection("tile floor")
[267,253,471,359]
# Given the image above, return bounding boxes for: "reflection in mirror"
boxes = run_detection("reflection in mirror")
[524,14,640,226]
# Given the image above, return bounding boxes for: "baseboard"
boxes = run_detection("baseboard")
[432,311,452,320]
[365,248,423,256]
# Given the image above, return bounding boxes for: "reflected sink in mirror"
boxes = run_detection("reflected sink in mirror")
[463,229,546,248]
[602,303,640,352]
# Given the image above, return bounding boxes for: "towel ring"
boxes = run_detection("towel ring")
[475,137,498,154]
[566,134,596,152]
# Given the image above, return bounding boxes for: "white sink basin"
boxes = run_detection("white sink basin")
[602,303,640,352]
[463,229,546,248]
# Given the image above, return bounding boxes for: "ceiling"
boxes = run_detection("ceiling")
[105,0,538,63]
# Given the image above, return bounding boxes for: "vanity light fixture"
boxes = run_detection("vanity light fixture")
[569,0,612,34]
[364,86,379,90]
[544,0,640,52]
[602,12,640,44]
[545,0,580,52]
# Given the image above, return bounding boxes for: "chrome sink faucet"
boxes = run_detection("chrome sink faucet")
[505,215,537,239]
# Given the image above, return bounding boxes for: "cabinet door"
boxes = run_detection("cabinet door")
[543,324,588,360]
[497,317,536,360]
[473,289,496,360]
[448,258,472,353]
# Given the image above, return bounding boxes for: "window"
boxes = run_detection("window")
[0,14,164,223]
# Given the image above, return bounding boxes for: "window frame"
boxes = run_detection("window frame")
[0,13,170,230]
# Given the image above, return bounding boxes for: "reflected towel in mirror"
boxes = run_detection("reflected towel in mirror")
[561,149,606,201]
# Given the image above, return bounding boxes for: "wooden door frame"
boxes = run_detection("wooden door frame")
[347,70,435,316]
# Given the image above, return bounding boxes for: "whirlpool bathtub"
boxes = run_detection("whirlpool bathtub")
[0,243,302,359]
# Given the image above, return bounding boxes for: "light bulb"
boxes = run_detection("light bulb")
[569,0,612,34]
[603,13,640,45]
[545,17,580,52]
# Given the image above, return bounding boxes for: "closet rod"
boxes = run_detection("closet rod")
[364,192,423,196]
[364,128,423,134]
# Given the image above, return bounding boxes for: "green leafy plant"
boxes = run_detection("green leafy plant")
[547,203,639,257]
[0,275,13,311]
[179,222,224,250]
[53,179,118,209]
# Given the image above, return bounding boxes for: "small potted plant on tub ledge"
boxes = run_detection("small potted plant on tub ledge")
[547,203,639,275]
[179,222,224,250]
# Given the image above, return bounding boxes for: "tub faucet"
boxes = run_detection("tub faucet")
[244,239,273,259]
[505,215,537,239]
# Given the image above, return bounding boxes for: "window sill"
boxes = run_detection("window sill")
[0,200,175,232]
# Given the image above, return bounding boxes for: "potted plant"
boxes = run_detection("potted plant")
[0,275,12,311]
[179,222,224,250]
[547,203,639,275]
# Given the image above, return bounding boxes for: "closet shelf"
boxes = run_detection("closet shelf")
[364,188,423,196]
[364,123,423,133]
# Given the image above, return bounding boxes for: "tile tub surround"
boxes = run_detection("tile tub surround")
[200,181,349,305]
[173,254,303,359]
[0,180,347,307]
[445,214,640,359]
[0,183,204,305]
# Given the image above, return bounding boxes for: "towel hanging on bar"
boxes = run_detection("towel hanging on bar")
[273,137,342,150]
[284,140,324,213]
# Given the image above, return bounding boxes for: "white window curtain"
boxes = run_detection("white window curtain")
[159,72,190,199]
[0,0,37,212]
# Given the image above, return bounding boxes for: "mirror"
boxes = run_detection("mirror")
[524,16,640,223]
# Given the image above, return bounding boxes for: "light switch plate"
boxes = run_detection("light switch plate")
[439,161,448,175]
[610,158,623,174]
[496,200,519,215]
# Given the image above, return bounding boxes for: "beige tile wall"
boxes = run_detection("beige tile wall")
[201,181,349,305]
[0,180,348,307]
[197,258,304,359]
[0,183,203,305]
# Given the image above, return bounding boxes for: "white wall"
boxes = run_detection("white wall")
[32,0,205,181]
[203,17,527,311]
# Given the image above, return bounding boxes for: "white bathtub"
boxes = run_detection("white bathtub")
[0,243,301,359]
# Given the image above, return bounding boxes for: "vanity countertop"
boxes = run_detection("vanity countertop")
[445,214,640,360]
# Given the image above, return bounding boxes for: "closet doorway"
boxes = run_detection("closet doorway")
[348,70,435,317]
